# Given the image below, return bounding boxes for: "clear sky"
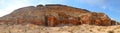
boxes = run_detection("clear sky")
[0,0,120,22]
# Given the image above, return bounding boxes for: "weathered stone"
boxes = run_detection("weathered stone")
[0,4,119,27]
[48,16,57,27]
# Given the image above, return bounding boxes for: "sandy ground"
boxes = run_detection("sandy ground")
[0,24,119,33]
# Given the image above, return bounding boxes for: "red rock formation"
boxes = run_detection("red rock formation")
[0,20,10,24]
[80,13,93,24]
[111,20,120,25]
[94,18,102,26]
[48,16,56,27]
[0,4,119,27]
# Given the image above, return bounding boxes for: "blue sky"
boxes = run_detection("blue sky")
[0,0,120,22]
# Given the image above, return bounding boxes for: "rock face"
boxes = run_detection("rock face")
[0,4,119,27]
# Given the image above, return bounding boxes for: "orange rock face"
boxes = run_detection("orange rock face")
[0,20,10,24]
[48,16,56,27]
[0,4,119,27]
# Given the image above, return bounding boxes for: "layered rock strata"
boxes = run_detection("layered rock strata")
[0,4,119,27]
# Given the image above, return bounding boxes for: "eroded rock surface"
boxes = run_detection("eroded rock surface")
[0,4,119,27]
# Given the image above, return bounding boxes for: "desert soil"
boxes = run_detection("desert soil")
[0,24,119,33]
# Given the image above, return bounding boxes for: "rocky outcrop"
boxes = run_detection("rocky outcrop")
[111,20,120,25]
[0,4,119,27]
[79,12,112,26]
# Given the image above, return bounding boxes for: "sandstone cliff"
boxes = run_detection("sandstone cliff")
[0,4,119,27]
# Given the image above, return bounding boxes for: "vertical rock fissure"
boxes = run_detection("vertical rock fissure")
[45,16,48,26]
